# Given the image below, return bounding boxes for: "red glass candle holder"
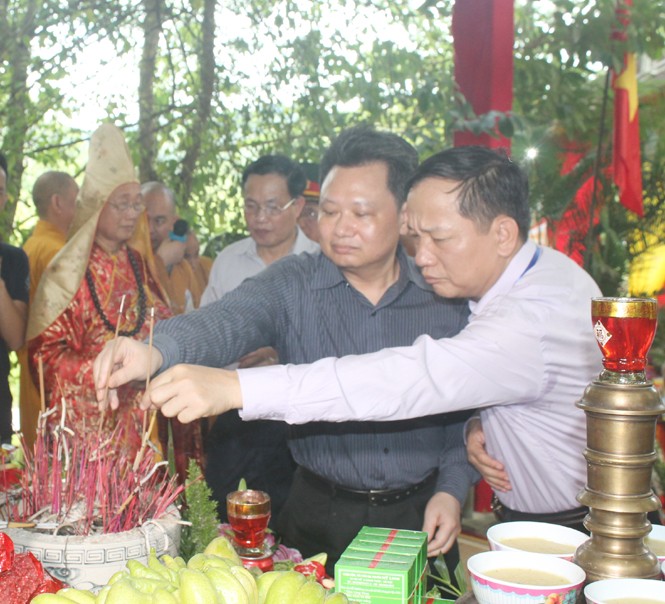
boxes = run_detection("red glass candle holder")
[226,489,271,554]
[591,297,658,375]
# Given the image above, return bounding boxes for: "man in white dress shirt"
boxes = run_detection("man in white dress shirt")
[201,154,319,306]
[97,145,603,536]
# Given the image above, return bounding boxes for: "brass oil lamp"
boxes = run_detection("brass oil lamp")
[575,297,664,582]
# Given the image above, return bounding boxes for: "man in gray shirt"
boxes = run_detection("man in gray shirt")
[95,126,475,572]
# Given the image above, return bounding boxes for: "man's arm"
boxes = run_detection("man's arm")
[423,415,479,556]
[149,265,288,372]
[95,259,297,403]
[0,281,27,351]
[131,310,545,424]
[0,251,29,351]
[238,311,546,424]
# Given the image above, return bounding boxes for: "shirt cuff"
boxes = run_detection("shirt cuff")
[150,333,182,374]
[238,365,291,421]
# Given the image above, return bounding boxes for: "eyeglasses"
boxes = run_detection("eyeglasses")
[108,201,145,214]
[244,198,297,217]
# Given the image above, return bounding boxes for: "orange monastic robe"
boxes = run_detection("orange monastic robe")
[189,255,212,299]
[154,256,202,313]
[29,243,170,455]
[19,220,67,449]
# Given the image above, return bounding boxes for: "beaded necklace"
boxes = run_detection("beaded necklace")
[86,248,147,337]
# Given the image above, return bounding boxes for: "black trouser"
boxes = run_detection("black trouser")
[492,496,589,534]
[276,466,460,579]
[204,412,295,525]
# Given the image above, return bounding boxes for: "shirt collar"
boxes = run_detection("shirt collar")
[311,245,426,293]
[469,240,537,317]
[242,227,314,262]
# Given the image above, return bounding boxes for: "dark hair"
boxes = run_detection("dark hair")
[0,152,7,179]
[241,155,306,198]
[408,146,530,241]
[319,125,418,207]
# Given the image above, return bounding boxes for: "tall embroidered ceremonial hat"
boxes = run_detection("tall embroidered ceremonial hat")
[27,123,141,340]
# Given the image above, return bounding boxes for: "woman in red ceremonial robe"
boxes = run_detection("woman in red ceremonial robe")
[27,125,171,457]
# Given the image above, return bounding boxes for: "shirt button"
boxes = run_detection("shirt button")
[383,448,389,454]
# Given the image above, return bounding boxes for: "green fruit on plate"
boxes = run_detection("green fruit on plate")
[186,553,210,572]
[204,535,243,565]
[127,559,165,582]
[107,570,129,585]
[147,550,174,581]
[152,587,179,604]
[205,566,250,604]
[94,585,111,604]
[229,563,259,604]
[256,570,283,604]
[162,554,187,571]
[324,592,350,603]
[264,570,307,604]
[30,596,78,604]
[105,579,153,604]
[295,579,326,604]
[56,588,96,604]
[128,576,173,594]
[179,568,220,604]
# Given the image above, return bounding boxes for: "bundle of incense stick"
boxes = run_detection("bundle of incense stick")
[133,307,156,472]
[98,295,127,435]
[2,425,183,535]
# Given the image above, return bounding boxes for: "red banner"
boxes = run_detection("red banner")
[452,0,514,150]
[612,0,643,216]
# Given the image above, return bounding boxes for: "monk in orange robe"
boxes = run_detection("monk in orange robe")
[19,171,78,449]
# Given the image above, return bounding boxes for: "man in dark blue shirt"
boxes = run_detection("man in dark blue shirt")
[0,152,29,444]
[95,126,476,573]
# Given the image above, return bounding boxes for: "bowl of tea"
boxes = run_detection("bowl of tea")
[467,550,585,604]
[486,521,588,561]
[584,578,665,604]
[646,523,665,563]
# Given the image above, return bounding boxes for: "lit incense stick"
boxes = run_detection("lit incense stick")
[37,353,46,415]
[134,307,155,471]
[98,294,126,434]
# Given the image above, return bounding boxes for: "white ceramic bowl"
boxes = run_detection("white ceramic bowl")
[467,550,586,604]
[646,523,665,563]
[487,521,588,561]
[584,578,665,604]
[5,507,181,591]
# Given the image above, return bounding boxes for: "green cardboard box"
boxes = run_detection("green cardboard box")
[334,556,421,604]
[335,526,429,603]
[355,526,428,568]
[351,536,426,575]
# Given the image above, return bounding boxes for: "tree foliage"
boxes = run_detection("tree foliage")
[0,0,663,283]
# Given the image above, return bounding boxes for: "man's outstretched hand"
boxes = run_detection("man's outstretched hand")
[93,337,163,410]
[140,364,243,423]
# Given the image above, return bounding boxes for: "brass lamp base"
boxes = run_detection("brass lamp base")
[575,377,665,582]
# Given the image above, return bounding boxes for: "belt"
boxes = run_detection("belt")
[299,467,438,506]
[492,495,589,529]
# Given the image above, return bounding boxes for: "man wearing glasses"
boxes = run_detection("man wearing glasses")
[200,155,319,306]
[200,154,318,522]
